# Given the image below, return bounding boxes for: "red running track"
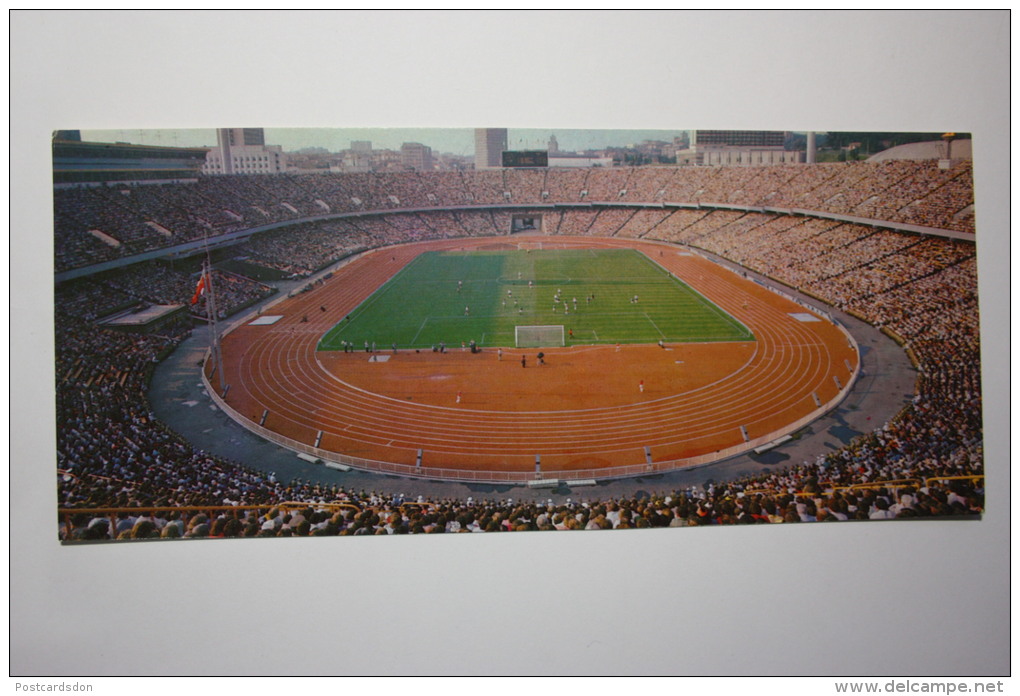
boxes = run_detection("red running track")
[213,236,859,481]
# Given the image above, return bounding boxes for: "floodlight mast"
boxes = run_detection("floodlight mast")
[202,234,226,391]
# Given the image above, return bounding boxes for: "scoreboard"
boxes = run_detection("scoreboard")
[502,150,548,167]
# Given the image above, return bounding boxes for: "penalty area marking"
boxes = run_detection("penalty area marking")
[410,317,430,345]
[643,312,666,339]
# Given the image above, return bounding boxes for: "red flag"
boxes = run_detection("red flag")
[191,273,208,305]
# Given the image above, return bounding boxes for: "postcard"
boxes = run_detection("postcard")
[52,127,982,542]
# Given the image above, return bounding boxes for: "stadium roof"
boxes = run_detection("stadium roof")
[867,139,972,162]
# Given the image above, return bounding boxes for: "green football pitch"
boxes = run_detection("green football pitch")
[318,248,753,351]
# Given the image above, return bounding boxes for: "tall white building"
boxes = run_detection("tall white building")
[474,128,507,169]
[676,130,800,166]
[203,127,287,175]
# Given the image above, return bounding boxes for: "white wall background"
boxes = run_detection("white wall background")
[10,10,1011,677]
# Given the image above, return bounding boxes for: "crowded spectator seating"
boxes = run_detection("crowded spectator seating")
[54,162,982,539]
[502,169,547,204]
[59,448,983,539]
[613,209,677,239]
[550,208,601,236]
[238,221,374,277]
[68,261,275,321]
[54,161,974,273]
[189,270,274,320]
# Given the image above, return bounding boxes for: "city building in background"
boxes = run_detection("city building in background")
[333,150,372,173]
[203,128,287,175]
[548,152,614,168]
[66,127,973,176]
[474,128,507,169]
[676,130,801,166]
[222,128,266,147]
[400,142,434,171]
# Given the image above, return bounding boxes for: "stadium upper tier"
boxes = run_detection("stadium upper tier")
[53,161,975,274]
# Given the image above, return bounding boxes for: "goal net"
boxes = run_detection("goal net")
[515,325,564,348]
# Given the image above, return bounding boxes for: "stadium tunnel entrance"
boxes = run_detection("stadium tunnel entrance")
[510,213,543,234]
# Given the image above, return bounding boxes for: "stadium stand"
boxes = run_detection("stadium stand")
[53,163,982,540]
[53,162,976,273]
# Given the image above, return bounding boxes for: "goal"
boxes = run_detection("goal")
[515,325,564,348]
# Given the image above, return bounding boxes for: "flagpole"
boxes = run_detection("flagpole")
[202,235,226,392]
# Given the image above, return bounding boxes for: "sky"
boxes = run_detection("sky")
[79,127,693,155]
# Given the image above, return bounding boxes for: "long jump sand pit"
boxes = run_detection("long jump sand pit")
[215,236,858,481]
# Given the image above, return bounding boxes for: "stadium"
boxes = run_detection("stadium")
[53,136,983,540]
